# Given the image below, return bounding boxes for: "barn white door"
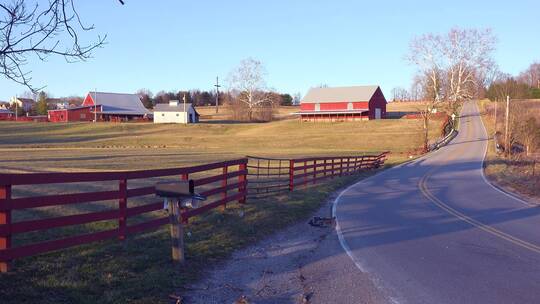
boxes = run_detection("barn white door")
[375,108,382,119]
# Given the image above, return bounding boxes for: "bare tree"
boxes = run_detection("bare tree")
[227,58,275,121]
[0,0,123,91]
[407,33,445,153]
[391,87,409,102]
[443,28,496,112]
[518,62,540,88]
[407,33,445,103]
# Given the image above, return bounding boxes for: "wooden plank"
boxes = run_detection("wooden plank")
[0,158,248,186]
[118,179,127,241]
[193,170,246,187]
[199,181,246,198]
[126,186,155,198]
[0,190,121,211]
[0,209,121,236]
[125,217,168,235]
[0,228,119,261]
[182,192,244,219]
[125,202,163,217]
[0,185,11,272]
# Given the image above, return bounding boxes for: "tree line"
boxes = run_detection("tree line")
[485,62,540,101]
[136,87,297,110]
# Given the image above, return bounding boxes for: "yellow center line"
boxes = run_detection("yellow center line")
[418,103,540,254]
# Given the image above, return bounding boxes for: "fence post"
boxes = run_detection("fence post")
[181,173,189,181]
[324,159,327,178]
[238,162,247,204]
[0,184,12,273]
[347,157,351,175]
[312,160,317,184]
[222,166,228,211]
[118,179,127,241]
[168,199,184,264]
[289,159,295,191]
[332,158,335,178]
[340,158,344,176]
[304,161,307,187]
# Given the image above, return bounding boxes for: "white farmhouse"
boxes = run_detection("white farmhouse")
[153,100,200,124]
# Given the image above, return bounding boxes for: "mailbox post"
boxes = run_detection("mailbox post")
[156,180,205,264]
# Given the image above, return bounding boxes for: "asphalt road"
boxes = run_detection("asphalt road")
[334,101,540,304]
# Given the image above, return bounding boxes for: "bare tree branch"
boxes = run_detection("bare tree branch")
[0,0,123,91]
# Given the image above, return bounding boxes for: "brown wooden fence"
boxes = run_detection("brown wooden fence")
[0,152,387,272]
[247,152,388,197]
[0,158,247,272]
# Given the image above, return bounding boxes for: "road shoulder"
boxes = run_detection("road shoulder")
[182,189,389,304]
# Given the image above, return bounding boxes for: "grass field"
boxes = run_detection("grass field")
[0,108,443,303]
[478,99,540,201]
[0,115,440,173]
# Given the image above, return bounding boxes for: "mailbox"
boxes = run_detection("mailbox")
[155,180,206,209]
[155,180,206,264]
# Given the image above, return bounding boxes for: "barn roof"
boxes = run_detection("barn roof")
[87,92,151,115]
[153,102,199,114]
[302,85,380,103]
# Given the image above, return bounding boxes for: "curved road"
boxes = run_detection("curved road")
[334,101,540,303]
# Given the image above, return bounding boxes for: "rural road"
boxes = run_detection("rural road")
[334,100,540,303]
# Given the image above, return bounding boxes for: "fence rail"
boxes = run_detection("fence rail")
[247,152,388,197]
[0,152,388,272]
[0,158,248,272]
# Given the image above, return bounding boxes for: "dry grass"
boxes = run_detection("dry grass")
[479,99,540,200]
[0,118,441,172]
[386,101,426,112]
[196,105,299,122]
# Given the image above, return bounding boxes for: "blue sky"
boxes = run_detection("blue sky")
[0,0,539,101]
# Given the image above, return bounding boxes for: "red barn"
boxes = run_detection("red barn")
[48,106,95,122]
[297,85,387,122]
[82,92,151,122]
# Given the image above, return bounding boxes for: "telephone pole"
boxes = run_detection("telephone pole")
[14,95,18,121]
[504,95,510,156]
[494,99,498,130]
[214,76,221,114]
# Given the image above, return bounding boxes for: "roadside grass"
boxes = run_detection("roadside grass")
[0,171,376,304]
[478,99,540,200]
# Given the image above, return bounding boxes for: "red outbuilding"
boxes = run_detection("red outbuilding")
[297,85,387,122]
[48,106,95,122]
[0,109,13,120]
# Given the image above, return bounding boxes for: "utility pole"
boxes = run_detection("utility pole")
[504,95,510,156]
[494,99,498,130]
[183,93,187,123]
[94,89,97,123]
[214,76,221,114]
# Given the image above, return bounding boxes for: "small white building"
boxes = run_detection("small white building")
[153,101,200,124]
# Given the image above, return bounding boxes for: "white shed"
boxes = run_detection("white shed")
[153,101,199,124]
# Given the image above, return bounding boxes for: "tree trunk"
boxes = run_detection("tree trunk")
[423,115,429,152]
